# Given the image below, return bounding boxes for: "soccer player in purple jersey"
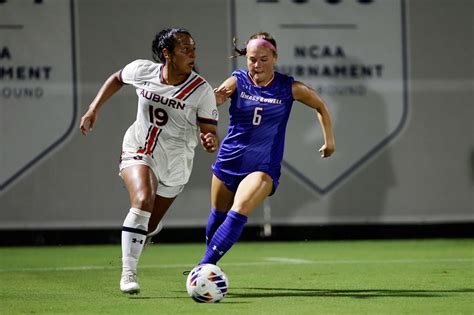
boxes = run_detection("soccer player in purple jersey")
[199,32,335,266]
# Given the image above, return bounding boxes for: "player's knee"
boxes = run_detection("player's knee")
[231,202,253,216]
[132,191,155,211]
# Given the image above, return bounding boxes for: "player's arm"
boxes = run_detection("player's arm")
[80,71,124,135]
[214,76,237,106]
[199,123,218,153]
[198,85,220,153]
[292,81,335,158]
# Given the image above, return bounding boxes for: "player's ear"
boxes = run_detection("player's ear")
[162,48,170,61]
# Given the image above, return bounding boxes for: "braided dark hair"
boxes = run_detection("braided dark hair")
[232,31,277,58]
[152,28,192,63]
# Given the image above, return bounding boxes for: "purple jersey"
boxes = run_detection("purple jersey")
[212,69,294,184]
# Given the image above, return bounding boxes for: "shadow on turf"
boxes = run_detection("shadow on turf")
[128,296,249,304]
[126,288,474,301]
[227,287,474,299]
[129,295,187,300]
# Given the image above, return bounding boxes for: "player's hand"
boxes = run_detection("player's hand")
[200,132,218,153]
[214,87,232,106]
[80,109,98,136]
[319,142,335,158]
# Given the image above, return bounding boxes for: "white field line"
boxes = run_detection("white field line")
[266,257,314,264]
[0,257,472,273]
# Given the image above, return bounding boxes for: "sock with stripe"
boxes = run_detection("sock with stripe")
[121,208,151,274]
[205,208,228,246]
[200,210,247,265]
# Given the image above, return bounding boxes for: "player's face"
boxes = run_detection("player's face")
[169,34,196,74]
[246,45,277,85]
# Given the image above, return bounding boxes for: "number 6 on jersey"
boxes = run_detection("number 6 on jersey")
[253,106,263,125]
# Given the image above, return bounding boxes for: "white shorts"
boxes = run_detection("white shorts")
[119,151,185,198]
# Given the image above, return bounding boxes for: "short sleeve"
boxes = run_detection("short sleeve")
[119,59,146,85]
[197,85,218,126]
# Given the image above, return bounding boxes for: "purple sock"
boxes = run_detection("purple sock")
[205,208,228,246]
[200,210,247,265]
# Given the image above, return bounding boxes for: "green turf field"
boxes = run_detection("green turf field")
[0,239,473,314]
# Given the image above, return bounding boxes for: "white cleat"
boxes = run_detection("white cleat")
[144,234,153,249]
[120,272,140,294]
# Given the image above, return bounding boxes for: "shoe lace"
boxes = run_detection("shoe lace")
[123,273,137,284]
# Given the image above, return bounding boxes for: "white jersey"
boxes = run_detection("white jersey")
[119,59,218,186]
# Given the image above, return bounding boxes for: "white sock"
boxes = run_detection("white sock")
[121,208,151,274]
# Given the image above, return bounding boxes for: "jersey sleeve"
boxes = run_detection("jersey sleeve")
[197,84,218,126]
[229,69,244,105]
[118,59,147,85]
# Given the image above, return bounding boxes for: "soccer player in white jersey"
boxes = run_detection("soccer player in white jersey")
[79,28,218,294]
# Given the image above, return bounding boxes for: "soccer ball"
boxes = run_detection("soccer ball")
[186,264,229,303]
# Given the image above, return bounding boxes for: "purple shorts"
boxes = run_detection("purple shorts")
[212,166,278,196]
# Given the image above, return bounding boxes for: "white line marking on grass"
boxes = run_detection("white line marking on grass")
[0,262,284,273]
[301,258,474,265]
[0,258,472,273]
[265,257,313,264]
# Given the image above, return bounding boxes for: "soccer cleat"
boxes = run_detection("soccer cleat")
[120,272,140,294]
[144,235,153,248]
[183,264,201,276]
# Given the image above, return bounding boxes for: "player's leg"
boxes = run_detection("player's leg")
[230,171,273,216]
[119,164,157,294]
[145,192,176,247]
[200,171,273,265]
[205,175,235,246]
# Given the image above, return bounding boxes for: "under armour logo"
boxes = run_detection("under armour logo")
[132,238,143,244]
[212,245,224,255]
